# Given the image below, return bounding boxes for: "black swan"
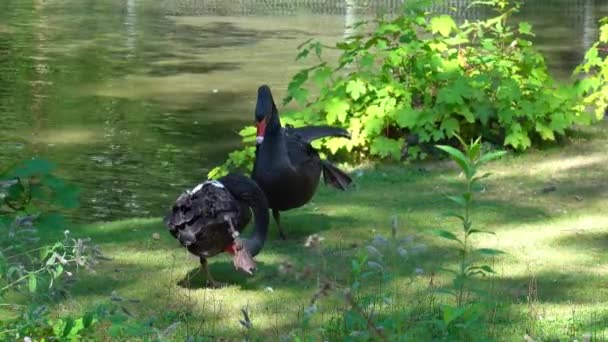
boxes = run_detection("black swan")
[252,85,352,239]
[164,173,269,287]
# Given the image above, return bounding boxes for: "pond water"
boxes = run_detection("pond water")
[1,0,607,222]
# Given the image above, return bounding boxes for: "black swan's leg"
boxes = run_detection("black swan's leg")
[200,257,220,288]
[272,209,286,240]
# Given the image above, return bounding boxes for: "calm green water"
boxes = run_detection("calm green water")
[1,0,607,222]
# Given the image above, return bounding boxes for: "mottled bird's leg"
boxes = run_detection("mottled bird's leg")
[199,257,221,288]
[272,209,286,240]
[224,215,256,274]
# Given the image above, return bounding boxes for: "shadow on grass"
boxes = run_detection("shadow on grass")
[552,231,608,251]
[176,260,276,290]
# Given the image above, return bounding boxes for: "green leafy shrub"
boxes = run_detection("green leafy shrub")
[283,0,589,156]
[209,0,598,178]
[0,159,103,340]
[574,17,608,119]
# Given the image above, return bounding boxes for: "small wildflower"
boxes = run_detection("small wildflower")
[372,235,389,247]
[367,261,384,272]
[412,243,427,254]
[152,233,160,240]
[304,234,325,248]
[265,286,274,293]
[365,245,383,260]
[396,246,408,258]
[415,267,424,275]
[110,290,123,301]
[304,304,317,317]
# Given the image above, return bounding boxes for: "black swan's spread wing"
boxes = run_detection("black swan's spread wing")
[285,125,350,144]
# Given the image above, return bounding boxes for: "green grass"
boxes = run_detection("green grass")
[26,121,608,340]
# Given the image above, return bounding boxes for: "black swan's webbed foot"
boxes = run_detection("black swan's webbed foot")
[200,257,222,288]
[272,209,286,240]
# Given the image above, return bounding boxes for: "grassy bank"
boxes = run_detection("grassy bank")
[32,121,608,340]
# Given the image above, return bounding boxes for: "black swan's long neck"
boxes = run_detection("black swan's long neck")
[217,173,270,257]
[243,204,269,256]
[256,87,293,169]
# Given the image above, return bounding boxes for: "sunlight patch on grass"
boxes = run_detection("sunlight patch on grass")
[43,122,608,339]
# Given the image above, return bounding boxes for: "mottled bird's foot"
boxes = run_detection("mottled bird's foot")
[233,240,256,274]
[205,279,225,289]
[200,257,224,289]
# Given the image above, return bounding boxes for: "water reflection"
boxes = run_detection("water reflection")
[0,0,606,223]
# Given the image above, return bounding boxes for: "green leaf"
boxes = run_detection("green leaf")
[363,116,384,137]
[428,229,462,244]
[62,317,75,337]
[10,159,55,178]
[325,137,347,154]
[395,107,420,129]
[535,122,555,141]
[296,48,310,61]
[359,53,375,68]
[6,180,25,201]
[291,88,309,106]
[443,211,465,222]
[312,67,332,88]
[447,195,467,207]
[440,118,460,136]
[442,305,465,325]
[83,312,94,328]
[468,140,481,161]
[435,145,472,176]
[430,15,457,37]
[469,265,496,275]
[476,248,506,256]
[346,79,366,101]
[466,229,495,237]
[377,23,401,34]
[313,41,323,58]
[600,22,608,42]
[325,98,350,124]
[28,274,37,293]
[472,172,492,183]
[287,69,309,93]
[518,22,533,36]
[477,102,495,125]
[369,136,401,160]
